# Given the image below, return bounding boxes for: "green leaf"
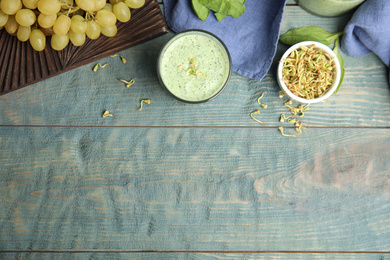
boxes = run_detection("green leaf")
[192,0,210,21]
[333,38,345,94]
[333,37,345,68]
[334,68,345,94]
[280,26,344,46]
[192,0,246,21]
[215,12,228,21]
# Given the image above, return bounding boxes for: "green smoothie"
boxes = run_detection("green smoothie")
[297,0,365,17]
[158,31,231,102]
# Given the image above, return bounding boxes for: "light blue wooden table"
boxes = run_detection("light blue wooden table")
[1,1,390,259]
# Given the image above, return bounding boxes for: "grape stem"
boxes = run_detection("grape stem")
[67,6,80,15]
[85,12,96,21]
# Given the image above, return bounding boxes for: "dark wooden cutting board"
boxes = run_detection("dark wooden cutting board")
[0,0,168,96]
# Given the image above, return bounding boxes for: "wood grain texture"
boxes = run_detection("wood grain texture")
[0,127,389,251]
[0,10,389,127]
[0,252,389,260]
[0,2,389,257]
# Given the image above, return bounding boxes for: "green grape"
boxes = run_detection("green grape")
[68,29,86,46]
[15,9,36,27]
[37,0,62,16]
[95,9,117,27]
[17,25,31,42]
[38,13,56,28]
[51,33,69,51]
[70,15,87,34]
[22,0,39,9]
[75,0,97,11]
[4,15,18,35]
[102,3,113,12]
[0,11,9,27]
[1,0,23,15]
[61,0,74,9]
[92,0,106,11]
[125,0,145,9]
[101,24,117,37]
[29,28,46,51]
[53,14,71,36]
[113,2,130,23]
[86,20,100,40]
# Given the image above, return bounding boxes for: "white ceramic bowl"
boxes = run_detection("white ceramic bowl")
[277,41,341,104]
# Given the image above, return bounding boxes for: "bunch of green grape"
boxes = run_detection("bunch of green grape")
[0,0,145,51]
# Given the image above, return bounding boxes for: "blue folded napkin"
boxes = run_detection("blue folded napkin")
[163,0,287,82]
[341,0,390,67]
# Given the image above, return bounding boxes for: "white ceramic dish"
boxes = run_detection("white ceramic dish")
[277,41,341,104]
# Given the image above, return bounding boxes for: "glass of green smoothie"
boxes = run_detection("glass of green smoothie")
[157,30,232,103]
[296,0,365,17]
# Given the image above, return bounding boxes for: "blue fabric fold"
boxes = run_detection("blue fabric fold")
[341,0,390,67]
[163,0,287,82]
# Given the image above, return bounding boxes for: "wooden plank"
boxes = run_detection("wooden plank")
[0,252,389,259]
[287,0,297,4]
[0,10,388,127]
[0,126,389,251]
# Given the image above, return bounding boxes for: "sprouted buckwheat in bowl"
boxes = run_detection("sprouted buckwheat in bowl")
[277,41,341,104]
[157,29,232,103]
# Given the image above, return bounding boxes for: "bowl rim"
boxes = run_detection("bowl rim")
[277,41,341,104]
[157,29,232,104]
